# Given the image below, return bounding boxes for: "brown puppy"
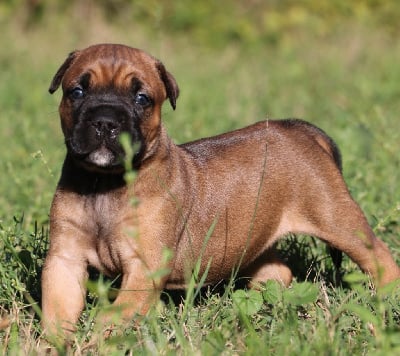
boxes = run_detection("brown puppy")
[42,43,400,336]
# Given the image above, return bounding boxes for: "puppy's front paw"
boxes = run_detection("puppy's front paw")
[95,306,141,339]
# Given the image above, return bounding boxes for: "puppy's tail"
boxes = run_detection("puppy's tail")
[313,128,342,173]
[292,119,343,171]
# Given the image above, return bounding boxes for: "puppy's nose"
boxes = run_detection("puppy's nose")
[92,117,120,137]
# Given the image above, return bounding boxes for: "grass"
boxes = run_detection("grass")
[1,5,400,355]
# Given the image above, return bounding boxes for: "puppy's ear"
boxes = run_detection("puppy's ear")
[48,51,78,94]
[156,61,179,110]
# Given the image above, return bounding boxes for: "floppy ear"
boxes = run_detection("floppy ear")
[156,61,179,110]
[48,51,78,94]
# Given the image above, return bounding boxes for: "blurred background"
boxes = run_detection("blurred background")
[1,0,400,229]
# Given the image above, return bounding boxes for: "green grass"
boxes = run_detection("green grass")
[1,3,400,355]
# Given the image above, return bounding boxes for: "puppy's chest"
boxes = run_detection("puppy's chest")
[85,193,132,271]
[86,192,113,223]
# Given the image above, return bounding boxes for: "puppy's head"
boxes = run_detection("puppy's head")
[49,43,179,173]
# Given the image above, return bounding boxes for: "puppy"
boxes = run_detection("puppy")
[42,43,400,336]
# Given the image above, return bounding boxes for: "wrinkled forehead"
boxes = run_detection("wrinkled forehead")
[62,45,163,92]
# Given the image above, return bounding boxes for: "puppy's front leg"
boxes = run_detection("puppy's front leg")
[41,253,88,337]
[98,257,164,332]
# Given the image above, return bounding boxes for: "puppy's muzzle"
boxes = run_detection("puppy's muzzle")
[68,103,137,171]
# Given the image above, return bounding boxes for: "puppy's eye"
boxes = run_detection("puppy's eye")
[69,87,84,100]
[135,93,151,107]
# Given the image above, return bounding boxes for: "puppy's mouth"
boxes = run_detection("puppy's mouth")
[67,132,142,173]
[66,138,123,171]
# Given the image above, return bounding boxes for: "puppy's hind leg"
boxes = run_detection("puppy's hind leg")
[243,247,293,288]
[302,192,400,287]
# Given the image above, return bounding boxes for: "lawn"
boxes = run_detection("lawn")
[1,2,400,354]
